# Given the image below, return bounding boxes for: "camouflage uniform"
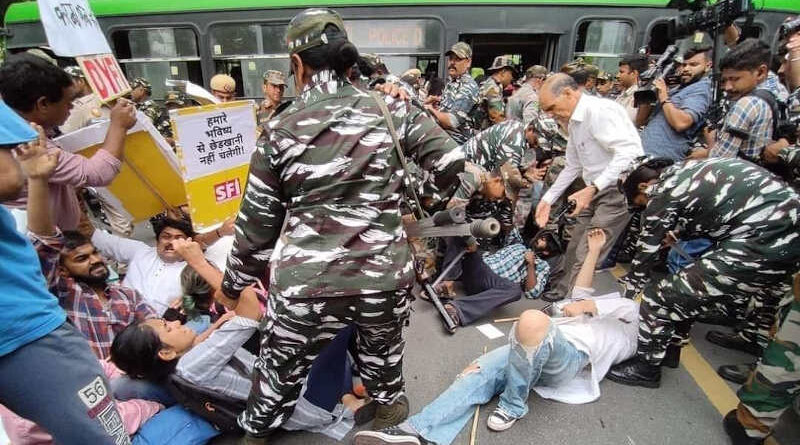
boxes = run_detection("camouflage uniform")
[506,82,539,126]
[473,76,504,130]
[462,120,528,171]
[221,58,464,434]
[736,294,800,440]
[439,72,479,144]
[778,145,800,190]
[136,99,172,139]
[620,159,800,365]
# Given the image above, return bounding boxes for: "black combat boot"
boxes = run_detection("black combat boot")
[661,344,681,369]
[706,331,763,355]
[717,363,757,385]
[372,395,410,430]
[607,356,662,388]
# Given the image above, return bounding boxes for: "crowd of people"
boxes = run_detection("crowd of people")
[0,6,799,445]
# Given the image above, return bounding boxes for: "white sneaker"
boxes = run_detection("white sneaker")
[487,408,518,432]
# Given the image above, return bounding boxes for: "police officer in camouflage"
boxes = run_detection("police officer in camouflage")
[425,42,479,144]
[219,8,464,443]
[506,65,547,126]
[257,70,287,126]
[129,78,173,141]
[607,158,800,389]
[473,55,518,130]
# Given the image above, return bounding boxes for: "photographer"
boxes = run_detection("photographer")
[616,54,649,123]
[638,36,714,161]
[697,39,779,162]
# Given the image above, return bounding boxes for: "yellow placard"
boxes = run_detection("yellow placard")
[77,130,187,223]
[184,164,250,230]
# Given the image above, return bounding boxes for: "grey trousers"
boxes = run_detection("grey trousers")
[544,187,630,301]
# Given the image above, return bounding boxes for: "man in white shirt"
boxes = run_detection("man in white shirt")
[91,217,223,315]
[534,73,643,302]
[353,229,638,445]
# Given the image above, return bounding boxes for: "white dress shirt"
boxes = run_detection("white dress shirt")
[92,230,187,315]
[542,93,643,204]
[533,294,639,404]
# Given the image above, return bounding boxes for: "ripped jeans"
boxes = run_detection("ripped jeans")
[409,321,587,445]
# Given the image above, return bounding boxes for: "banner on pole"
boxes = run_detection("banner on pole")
[170,100,258,231]
[76,54,132,103]
[37,0,111,57]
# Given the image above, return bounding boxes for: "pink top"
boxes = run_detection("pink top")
[0,361,162,444]
[6,139,122,230]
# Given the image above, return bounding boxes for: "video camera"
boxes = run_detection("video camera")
[634,45,680,107]
[667,0,753,37]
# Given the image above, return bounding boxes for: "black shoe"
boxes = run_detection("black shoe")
[723,410,763,445]
[606,357,662,388]
[697,309,737,327]
[662,344,681,369]
[717,363,756,385]
[354,425,429,445]
[372,395,410,430]
[355,398,378,425]
[541,291,566,303]
[706,331,763,356]
[240,433,268,445]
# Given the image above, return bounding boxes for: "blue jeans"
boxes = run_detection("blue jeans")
[111,376,176,406]
[409,321,587,445]
[0,323,130,444]
[667,238,713,274]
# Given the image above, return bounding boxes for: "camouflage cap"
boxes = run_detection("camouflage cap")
[487,55,518,76]
[25,48,57,65]
[524,65,548,80]
[497,161,528,202]
[129,77,152,95]
[400,68,422,84]
[164,90,186,107]
[584,63,600,77]
[64,66,85,79]
[286,8,347,55]
[210,74,236,93]
[359,53,386,72]
[263,70,287,86]
[445,42,472,59]
[597,70,613,82]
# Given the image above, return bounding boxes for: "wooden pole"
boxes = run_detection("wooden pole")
[469,346,488,445]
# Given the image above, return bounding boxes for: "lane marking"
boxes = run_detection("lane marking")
[681,343,739,416]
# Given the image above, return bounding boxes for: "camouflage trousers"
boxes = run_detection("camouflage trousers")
[736,292,800,440]
[637,233,800,365]
[238,289,411,436]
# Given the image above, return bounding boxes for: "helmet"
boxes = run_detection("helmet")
[286,8,346,55]
[129,77,152,96]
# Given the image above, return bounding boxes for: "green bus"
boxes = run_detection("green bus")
[4,0,799,100]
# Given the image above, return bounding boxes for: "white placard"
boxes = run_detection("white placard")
[171,101,257,181]
[37,0,112,56]
[476,323,505,340]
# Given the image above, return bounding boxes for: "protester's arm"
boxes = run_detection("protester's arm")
[20,127,59,237]
[710,97,760,158]
[575,228,606,289]
[174,238,223,291]
[91,228,149,264]
[0,150,25,202]
[221,133,286,300]
[130,289,158,322]
[523,256,549,299]
[97,99,137,160]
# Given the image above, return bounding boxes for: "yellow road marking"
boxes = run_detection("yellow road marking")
[681,343,739,415]
[610,265,627,279]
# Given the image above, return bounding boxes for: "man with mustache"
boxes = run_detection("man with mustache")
[425,42,479,144]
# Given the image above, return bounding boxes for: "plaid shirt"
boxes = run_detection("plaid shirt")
[481,229,550,299]
[711,95,773,160]
[32,232,157,359]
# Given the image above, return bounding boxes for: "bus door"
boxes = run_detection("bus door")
[459,33,559,73]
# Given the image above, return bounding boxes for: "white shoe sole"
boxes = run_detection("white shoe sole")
[487,416,517,432]
[353,431,421,445]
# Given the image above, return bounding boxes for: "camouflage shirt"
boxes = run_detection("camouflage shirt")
[621,158,800,297]
[136,99,172,139]
[221,70,464,299]
[447,161,487,209]
[473,76,505,130]
[439,73,479,144]
[779,145,800,191]
[463,120,528,171]
[506,83,539,126]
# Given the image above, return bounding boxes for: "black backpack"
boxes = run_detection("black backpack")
[167,374,246,433]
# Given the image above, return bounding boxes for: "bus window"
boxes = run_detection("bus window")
[573,20,634,74]
[112,28,202,100]
[344,19,443,75]
[210,24,294,99]
[648,21,672,55]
